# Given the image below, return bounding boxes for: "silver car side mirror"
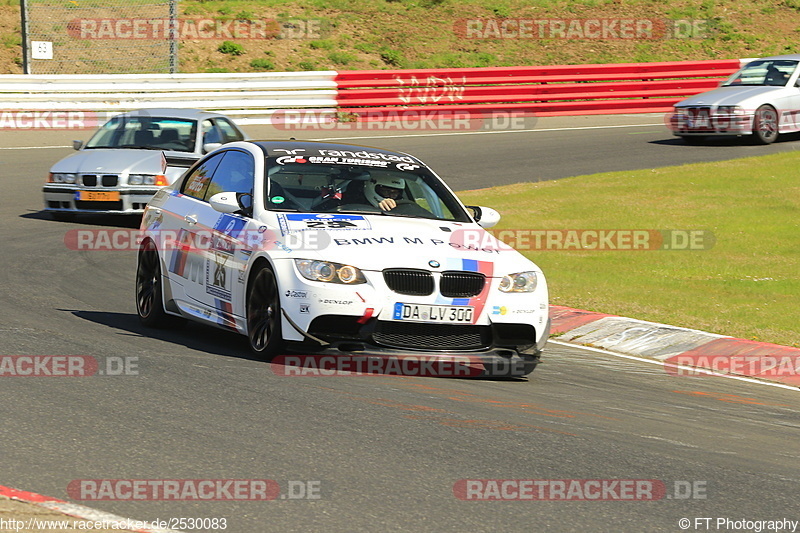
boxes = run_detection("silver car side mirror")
[72,140,83,150]
[203,142,222,154]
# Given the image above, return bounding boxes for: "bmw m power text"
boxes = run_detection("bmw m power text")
[136,141,549,377]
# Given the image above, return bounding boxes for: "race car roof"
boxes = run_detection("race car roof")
[252,140,425,165]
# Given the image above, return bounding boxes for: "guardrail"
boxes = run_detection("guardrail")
[335,60,743,117]
[0,71,338,118]
[0,60,745,126]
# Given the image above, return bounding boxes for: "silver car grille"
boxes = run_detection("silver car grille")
[79,174,119,187]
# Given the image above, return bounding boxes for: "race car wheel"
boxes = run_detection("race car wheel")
[753,105,779,144]
[136,240,183,328]
[246,265,284,360]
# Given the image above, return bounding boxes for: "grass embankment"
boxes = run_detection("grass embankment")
[458,151,800,347]
[4,0,800,73]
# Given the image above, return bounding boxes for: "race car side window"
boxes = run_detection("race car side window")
[181,152,226,200]
[203,150,255,201]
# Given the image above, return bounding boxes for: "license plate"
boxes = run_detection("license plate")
[686,109,712,131]
[76,190,120,201]
[392,303,474,323]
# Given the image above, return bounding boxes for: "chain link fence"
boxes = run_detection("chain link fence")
[21,0,177,74]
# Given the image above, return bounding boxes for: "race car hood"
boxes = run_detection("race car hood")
[274,213,540,274]
[675,85,786,108]
[49,148,167,175]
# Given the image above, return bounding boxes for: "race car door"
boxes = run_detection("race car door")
[163,149,254,325]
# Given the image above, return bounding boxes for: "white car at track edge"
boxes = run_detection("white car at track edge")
[670,54,800,144]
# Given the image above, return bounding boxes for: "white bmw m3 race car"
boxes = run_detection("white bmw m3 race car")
[136,140,549,377]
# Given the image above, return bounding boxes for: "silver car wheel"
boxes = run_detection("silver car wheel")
[753,105,779,144]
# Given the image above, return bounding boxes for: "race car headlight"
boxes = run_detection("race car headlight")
[499,271,538,293]
[49,173,77,184]
[294,259,366,284]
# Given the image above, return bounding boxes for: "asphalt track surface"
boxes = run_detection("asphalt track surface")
[1,115,799,532]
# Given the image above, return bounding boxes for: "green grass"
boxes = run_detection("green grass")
[457,152,800,347]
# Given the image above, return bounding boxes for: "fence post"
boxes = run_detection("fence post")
[19,0,29,74]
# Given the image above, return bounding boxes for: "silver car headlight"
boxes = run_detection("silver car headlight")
[129,174,167,186]
[51,173,77,184]
[716,106,745,115]
[499,271,538,293]
[294,259,366,285]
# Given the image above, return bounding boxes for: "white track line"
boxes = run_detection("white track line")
[0,122,667,149]
[310,122,666,141]
[0,145,71,150]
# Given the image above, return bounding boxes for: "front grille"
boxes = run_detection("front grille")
[75,200,123,211]
[440,271,486,297]
[79,174,118,187]
[682,107,714,131]
[383,269,434,296]
[373,321,490,350]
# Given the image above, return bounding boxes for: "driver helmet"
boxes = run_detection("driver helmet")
[365,175,405,208]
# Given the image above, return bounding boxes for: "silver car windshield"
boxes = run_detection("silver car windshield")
[85,116,197,152]
[264,160,472,222]
[722,60,799,87]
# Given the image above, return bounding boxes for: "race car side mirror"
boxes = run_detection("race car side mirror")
[209,192,242,214]
[466,205,501,228]
[72,140,83,150]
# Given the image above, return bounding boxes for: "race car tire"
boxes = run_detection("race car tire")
[246,264,284,360]
[136,239,185,328]
[753,105,779,144]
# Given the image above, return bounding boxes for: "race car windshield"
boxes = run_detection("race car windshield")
[264,160,472,222]
[722,60,799,87]
[85,116,197,153]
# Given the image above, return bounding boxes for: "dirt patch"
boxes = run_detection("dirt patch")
[0,6,22,74]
